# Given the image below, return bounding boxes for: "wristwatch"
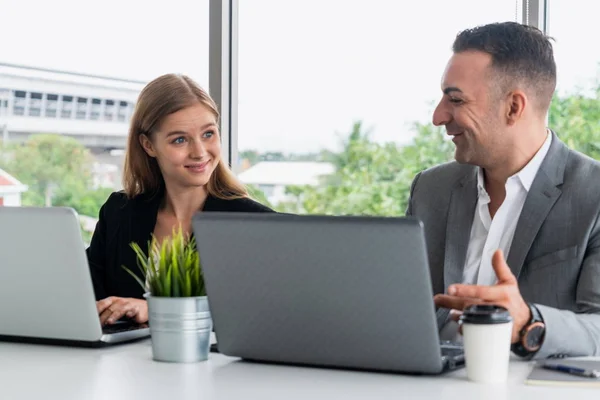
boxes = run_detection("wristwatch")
[511,303,546,357]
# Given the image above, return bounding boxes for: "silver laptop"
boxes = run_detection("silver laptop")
[0,206,149,347]
[192,212,464,374]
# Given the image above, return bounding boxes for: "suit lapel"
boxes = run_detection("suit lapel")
[444,168,478,290]
[507,132,567,278]
[506,179,561,278]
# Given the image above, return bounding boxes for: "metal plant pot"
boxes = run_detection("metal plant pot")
[144,293,212,363]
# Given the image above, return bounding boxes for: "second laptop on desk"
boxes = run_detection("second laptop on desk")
[193,212,464,374]
[0,207,149,347]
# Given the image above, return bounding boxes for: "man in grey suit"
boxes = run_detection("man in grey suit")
[407,22,600,359]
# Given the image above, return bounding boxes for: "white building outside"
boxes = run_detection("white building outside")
[238,161,335,206]
[0,62,146,191]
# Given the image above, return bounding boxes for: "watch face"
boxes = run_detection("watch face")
[524,323,545,351]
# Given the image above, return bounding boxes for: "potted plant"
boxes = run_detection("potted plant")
[123,226,212,363]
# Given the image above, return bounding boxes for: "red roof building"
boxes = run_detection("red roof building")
[0,168,28,206]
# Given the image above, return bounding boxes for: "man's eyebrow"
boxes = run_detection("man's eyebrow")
[443,87,463,95]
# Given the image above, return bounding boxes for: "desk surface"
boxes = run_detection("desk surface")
[1,339,596,400]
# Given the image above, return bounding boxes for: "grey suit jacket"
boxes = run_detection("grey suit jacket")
[407,132,600,358]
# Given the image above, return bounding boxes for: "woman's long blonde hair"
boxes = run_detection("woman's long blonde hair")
[122,74,248,200]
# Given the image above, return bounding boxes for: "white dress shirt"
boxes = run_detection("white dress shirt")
[462,132,553,286]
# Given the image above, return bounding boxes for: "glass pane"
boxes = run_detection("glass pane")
[548,0,600,160]
[0,0,209,240]
[238,0,519,214]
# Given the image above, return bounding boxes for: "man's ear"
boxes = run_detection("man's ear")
[139,134,157,157]
[505,90,527,126]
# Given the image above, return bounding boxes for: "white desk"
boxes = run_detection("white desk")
[1,339,596,400]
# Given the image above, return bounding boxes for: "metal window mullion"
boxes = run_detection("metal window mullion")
[522,0,549,34]
[209,0,239,171]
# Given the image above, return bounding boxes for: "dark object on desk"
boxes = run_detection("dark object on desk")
[526,360,600,387]
[543,361,600,378]
[210,343,219,353]
[101,320,149,334]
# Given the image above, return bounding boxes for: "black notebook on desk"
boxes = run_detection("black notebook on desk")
[526,360,600,388]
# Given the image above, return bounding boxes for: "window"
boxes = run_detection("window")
[13,91,26,116]
[104,99,115,121]
[117,101,129,122]
[61,95,73,118]
[29,92,43,117]
[0,89,9,117]
[237,0,520,215]
[45,94,58,118]
[90,98,101,120]
[76,97,88,120]
[547,0,600,160]
[0,0,210,229]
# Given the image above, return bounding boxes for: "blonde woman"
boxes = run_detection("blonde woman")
[87,74,272,326]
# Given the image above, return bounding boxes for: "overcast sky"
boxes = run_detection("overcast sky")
[0,0,597,153]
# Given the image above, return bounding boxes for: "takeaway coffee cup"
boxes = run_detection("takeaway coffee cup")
[459,305,513,383]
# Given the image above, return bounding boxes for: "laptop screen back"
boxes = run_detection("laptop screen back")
[193,213,444,374]
[0,207,102,341]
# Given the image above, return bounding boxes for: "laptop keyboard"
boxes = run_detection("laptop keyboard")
[440,340,464,357]
[102,321,148,334]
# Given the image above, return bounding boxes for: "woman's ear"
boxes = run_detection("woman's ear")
[139,134,157,157]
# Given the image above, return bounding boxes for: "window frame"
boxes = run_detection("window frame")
[208,0,546,170]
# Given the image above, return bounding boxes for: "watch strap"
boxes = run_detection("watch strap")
[511,303,545,358]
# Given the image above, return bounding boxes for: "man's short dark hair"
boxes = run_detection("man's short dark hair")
[453,22,556,113]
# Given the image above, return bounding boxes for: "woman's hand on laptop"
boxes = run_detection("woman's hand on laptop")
[96,297,148,325]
